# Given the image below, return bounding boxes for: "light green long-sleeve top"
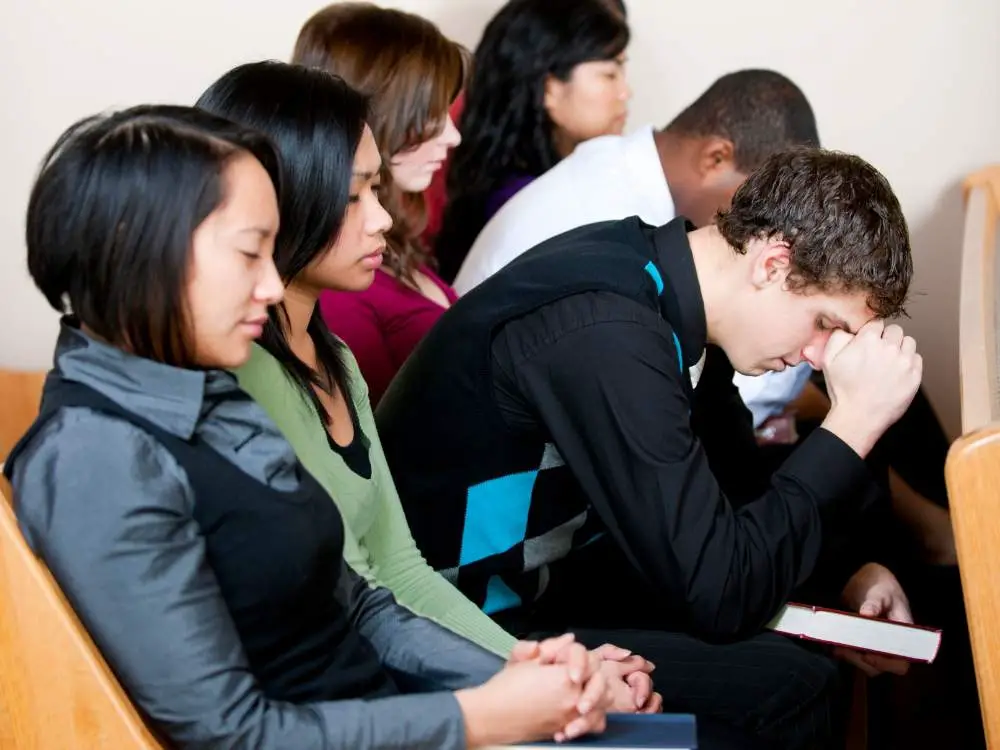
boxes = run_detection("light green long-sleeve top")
[236,343,517,657]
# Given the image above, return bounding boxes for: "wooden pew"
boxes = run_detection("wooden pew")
[956,166,1000,434]
[1,386,164,749]
[0,369,46,460]
[0,476,164,749]
[945,164,1000,749]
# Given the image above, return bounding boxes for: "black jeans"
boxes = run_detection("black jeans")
[495,539,847,750]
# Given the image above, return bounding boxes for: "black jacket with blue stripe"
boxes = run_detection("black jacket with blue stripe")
[376,216,872,638]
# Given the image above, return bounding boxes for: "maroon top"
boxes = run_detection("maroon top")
[319,267,458,405]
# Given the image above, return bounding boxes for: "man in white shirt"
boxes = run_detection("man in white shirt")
[733,367,813,428]
[453,69,820,418]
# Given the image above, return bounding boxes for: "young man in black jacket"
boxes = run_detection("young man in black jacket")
[376,149,922,749]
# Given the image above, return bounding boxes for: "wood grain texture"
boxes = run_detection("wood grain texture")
[0,370,46,460]
[0,476,164,748]
[945,427,1000,749]
[958,169,1000,434]
[953,168,1000,749]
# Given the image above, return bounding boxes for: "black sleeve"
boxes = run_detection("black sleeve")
[502,309,872,639]
[689,345,770,505]
[789,373,905,603]
[691,350,879,602]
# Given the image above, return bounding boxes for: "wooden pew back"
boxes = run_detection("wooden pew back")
[945,427,1000,748]
[957,167,1000,433]
[0,473,163,748]
[0,370,46,460]
[946,165,1000,748]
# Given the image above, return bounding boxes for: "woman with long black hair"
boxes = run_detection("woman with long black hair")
[435,0,631,283]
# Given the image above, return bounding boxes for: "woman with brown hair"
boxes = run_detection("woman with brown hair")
[294,2,464,405]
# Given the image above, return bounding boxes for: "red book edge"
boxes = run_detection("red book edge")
[769,602,943,664]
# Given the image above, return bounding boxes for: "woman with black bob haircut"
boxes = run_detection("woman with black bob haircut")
[435,0,631,282]
[5,98,611,748]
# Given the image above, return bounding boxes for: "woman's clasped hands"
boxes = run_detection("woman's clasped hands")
[457,633,617,747]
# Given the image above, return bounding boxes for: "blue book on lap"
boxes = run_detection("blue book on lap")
[506,713,697,748]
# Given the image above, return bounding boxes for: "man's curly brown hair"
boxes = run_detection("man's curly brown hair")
[716,148,912,319]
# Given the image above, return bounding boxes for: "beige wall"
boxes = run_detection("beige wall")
[1,0,997,436]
